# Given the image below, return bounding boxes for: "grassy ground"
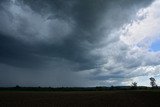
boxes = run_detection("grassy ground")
[0,90,160,107]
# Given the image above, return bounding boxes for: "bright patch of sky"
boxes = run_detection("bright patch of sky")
[120,0,160,48]
[150,38,160,52]
[118,0,160,86]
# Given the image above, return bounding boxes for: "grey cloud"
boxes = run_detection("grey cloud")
[0,0,155,86]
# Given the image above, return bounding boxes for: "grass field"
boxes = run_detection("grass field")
[0,90,160,107]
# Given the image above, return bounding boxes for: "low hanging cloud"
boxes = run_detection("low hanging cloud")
[0,0,159,87]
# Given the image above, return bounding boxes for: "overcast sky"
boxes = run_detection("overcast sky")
[0,0,160,87]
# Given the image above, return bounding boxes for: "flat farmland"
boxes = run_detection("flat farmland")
[0,91,160,107]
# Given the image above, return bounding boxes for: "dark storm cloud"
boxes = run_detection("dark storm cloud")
[0,0,155,86]
[20,0,153,45]
[0,33,49,68]
[20,0,152,68]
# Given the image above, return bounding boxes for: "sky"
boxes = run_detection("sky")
[0,0,160,87]
[150,38,160,52]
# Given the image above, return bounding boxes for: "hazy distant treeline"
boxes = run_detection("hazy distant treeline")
[0,86,159,91]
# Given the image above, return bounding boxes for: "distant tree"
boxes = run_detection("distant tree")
[150,77,157,88]
[131,82,137,89]
[15,85,20,88]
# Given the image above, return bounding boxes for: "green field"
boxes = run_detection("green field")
[0,91,160,107]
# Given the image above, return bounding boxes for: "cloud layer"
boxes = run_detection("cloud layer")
[0,0,160,87]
